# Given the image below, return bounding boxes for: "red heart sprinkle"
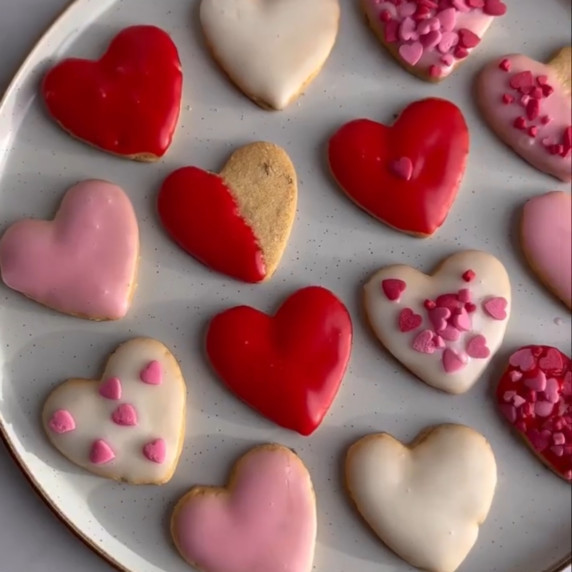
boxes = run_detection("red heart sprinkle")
[458,28,481,49]
[462,269,476,282]
[483,0,507,16]
[499,58,511,72]
[381,278,406,301]
[539,348,565,371]
[509,70,534,91]
[398,308,423,332]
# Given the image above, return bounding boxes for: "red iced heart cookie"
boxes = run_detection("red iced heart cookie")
[158,142,297,283]
[477,48,572,181]
[205,286,352,435]
[42,26,183,161]
[497,345,572,482]
[328,98,469,237]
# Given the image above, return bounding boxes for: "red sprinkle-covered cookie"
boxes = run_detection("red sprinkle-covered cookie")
[477,47,571,182]
[328,98,469,237]
[497,345,572,482]
[205,286,352,436]
[42,26,183,161]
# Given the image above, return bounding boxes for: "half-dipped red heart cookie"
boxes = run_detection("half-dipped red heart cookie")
[328,98,469,237]
[497,345,571,482]
[42,25,183,161]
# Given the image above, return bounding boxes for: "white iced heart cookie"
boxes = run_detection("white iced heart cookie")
[42,338,187,484]
[346,425,497,572]
[364,250,511,394]
[199,0,340,110]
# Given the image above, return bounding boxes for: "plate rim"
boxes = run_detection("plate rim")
[0,1,570,571]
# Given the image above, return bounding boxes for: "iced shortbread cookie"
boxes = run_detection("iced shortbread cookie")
[363,250,511,394]
[42,26,182,161]
[42,338,187,484]
[346,424,497,572]
[199,0,340,110]
[0,180,139,320]
[521,191,572,309]
[158,142,297,283]
[171,444,317,572]
[477,48,572,181]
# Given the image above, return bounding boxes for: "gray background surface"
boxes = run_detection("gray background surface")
[0,6,110,571]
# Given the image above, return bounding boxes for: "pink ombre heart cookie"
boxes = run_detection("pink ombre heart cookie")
[0,180,139,320]
[171,444,317,572]
[42,338,187,484]
[364,251,511,394]
[477,48,572,181]
[521,191,572,309]
[362,0,507,82]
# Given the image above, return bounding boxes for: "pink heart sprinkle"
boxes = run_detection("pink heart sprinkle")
[451,308,471,331]
[513,395,526,408]
[442,349,466,373]
[538,348,564,371]
[398,42,423,66]
[438,31,459,54]
[435,293,461,311]
[535,401,554,418]
[99,376,122,400]
[437,7,457,32]
[412,330,436,354]
[398,2,417,18]
[458,288,471,303]
[420,30,442,50]
[440,325,461,342]
[466,335,490,359]
[483,297,507,320]
[544,378,560,403]
[111,403,138,426]
[398,307,423,332]
[399,17,418,42]
[381,278,406,301]
[90,439,115,464]
[509,348,536,371]
[553,432,566,445]
[428,307,451,332]
[451,0,470,12]
[509,370,523,382]
[500,403,517,423]
[143,438,166,464]
[441,54,454,67]
[524,370,547,392]
[49,410,76,434]
[140,360,162,385]
[390,157,414,181]
[417,17,440,36]
[433,335,445,349]
[503,390,517,402]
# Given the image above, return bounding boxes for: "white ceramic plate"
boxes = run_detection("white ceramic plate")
[0,1,570,571]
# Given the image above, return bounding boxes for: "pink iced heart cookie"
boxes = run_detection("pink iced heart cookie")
[0,180,139,320]
[521,191,572,309]
[42,338,187,484]
[364,251,511,394]
[476,48,572,181]
[362,0,507,82]
[171,444,317,572]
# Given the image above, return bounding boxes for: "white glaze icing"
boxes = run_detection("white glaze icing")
[199,0,340,110]
[364,250,511,394]
[42,338,187,484]
[346,425,497,572]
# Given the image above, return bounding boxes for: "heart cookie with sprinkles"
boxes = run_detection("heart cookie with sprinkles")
[42,338,187,484]
[496,345,572,482]
[364,250,511,394]
[477,47,572,181]
[328,98,469,237]
[158,142,297,283]
[42,26,183,161]
[362,0,507,82]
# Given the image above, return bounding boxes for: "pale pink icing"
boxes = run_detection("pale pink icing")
[0,180,139,319]
[477,55,572,181]
[363,0,502,79]
[522,191,572,307]
[140,360,162,385]
[173,447,316,572]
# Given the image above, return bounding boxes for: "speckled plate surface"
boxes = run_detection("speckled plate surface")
[0,1,571,571]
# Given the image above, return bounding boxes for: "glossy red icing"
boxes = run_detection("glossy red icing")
[328,98,469,236]
[497,345,572,482]
[42,26,182,158]
[205,286,352,435]
[157,167,266,283]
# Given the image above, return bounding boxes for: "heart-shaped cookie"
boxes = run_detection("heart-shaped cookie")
[42,26,183,161]
[199,0,340,110]
[158,142,297,283]
[346,425,497,572]
[0,180,139,320]
[171,444,316,571]
[206,286,352,435]
[42,338,187,484]
[497,345,572,482]
[328,98,469,237]
[364,250,511,394]
[362,0,507,82]
[477,47,572,181]
[521,191,572,309]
